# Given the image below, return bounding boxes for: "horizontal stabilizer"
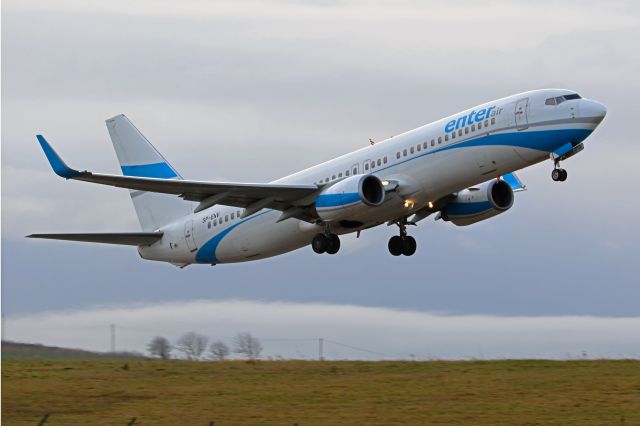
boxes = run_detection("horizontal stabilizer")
[502,173,526,192]
[26,232,163,246]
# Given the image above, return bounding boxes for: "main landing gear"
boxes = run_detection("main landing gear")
[312,232,340,255]
[388,218,417,256]
[551,164,568,182]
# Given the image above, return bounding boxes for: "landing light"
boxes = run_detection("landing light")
[382,180,390,185]
[404,199,414,208]
[428,201,434,209]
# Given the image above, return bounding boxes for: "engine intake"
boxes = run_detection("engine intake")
[315,175,385,221]
[441,179,514,226]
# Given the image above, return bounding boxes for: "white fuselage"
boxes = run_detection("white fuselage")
[139,89,605,266]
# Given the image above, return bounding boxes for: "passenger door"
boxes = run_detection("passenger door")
[515,98,529,130]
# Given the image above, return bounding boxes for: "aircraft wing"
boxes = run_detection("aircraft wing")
[27,232,163,246]
[37,135,319,216]
[502,172,526,192]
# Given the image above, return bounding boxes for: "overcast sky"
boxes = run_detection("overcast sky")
[2,1,639,355]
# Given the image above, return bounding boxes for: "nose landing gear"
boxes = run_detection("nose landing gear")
[388,218,417,256]
[551,165,568,182]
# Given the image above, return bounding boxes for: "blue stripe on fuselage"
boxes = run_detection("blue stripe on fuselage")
[372,128,593,176]
[121,162,177,179]
[195,210,272,264]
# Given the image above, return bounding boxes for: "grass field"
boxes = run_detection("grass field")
[3,358,639,425]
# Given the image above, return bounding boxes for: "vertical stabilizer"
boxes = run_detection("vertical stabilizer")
[106,115,193,231]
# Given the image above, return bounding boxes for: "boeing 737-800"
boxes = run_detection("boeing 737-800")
[30,89,606,267]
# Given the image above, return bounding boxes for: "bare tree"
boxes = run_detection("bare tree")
[174,332,209,360]
[209,340,230,360]
[147,336,172,359]
[233,332,263,360]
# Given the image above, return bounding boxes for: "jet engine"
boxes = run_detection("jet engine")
[315,175,385,222]
[440,179,514,226]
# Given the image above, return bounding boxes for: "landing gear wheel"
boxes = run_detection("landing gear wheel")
[552,168,568,182]
[559,168,568,181]
[402,236,417,256]
[388,236,403,256]
[326,234,341,255]
[311,233,328,254]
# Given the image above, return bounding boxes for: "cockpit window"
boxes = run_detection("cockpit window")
[551,93,582,105]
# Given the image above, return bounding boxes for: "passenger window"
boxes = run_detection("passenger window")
[332,175,336,180]
[491,117,496,125]
[423,142,428,149]
[225,215,229,222]
[484,120,489,127]
[383,156,387,164]
[353,167,357,174]
[478,121,482,129]
[338,172,343,178]
[410,147,414,154]
[208,222,211,229]
[471,124,476,131]
[325,178,329,182]
[346,170,350,176]
[445,134,449,141]
[231,212,235,220]
[431,139,435,146]
[365,163,369,170]
[377,159,381,166]
[238,210,241,217]
[214,219,217,226]
[396,152,400,159]
[458,129,463,136]
[465,127,469,134]
[417,144,421,152]
[403,149,407,156]
[452,132,456,139]
[438,137,442,144]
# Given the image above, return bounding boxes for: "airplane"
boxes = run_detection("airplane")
[29,89,606,267]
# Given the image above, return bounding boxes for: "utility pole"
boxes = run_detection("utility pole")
[110,324,116,352]
[319,337,324,361]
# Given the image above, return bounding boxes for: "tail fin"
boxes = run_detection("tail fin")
[106,114,193,231]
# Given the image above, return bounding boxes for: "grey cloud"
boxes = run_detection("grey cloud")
[6,300,639,360]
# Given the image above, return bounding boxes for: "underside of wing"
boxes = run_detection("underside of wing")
[26,232,163,246]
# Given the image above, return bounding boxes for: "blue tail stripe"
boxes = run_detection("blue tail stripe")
[121,162,177,179]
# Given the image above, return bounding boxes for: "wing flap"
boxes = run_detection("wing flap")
[26,232,163,246]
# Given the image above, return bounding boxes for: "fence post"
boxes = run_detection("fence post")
[37,413,50,426]
[126,417,137,425]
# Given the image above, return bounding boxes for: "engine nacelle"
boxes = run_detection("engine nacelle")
[441,179,514,226]
[315,175,385,222]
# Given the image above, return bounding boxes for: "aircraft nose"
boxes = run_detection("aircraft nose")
[581,100,607,123]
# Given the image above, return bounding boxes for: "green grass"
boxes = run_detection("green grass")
[3,359,639,425]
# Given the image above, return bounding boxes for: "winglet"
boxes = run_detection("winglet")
[36,135,83,179]
[502,172,526,192]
